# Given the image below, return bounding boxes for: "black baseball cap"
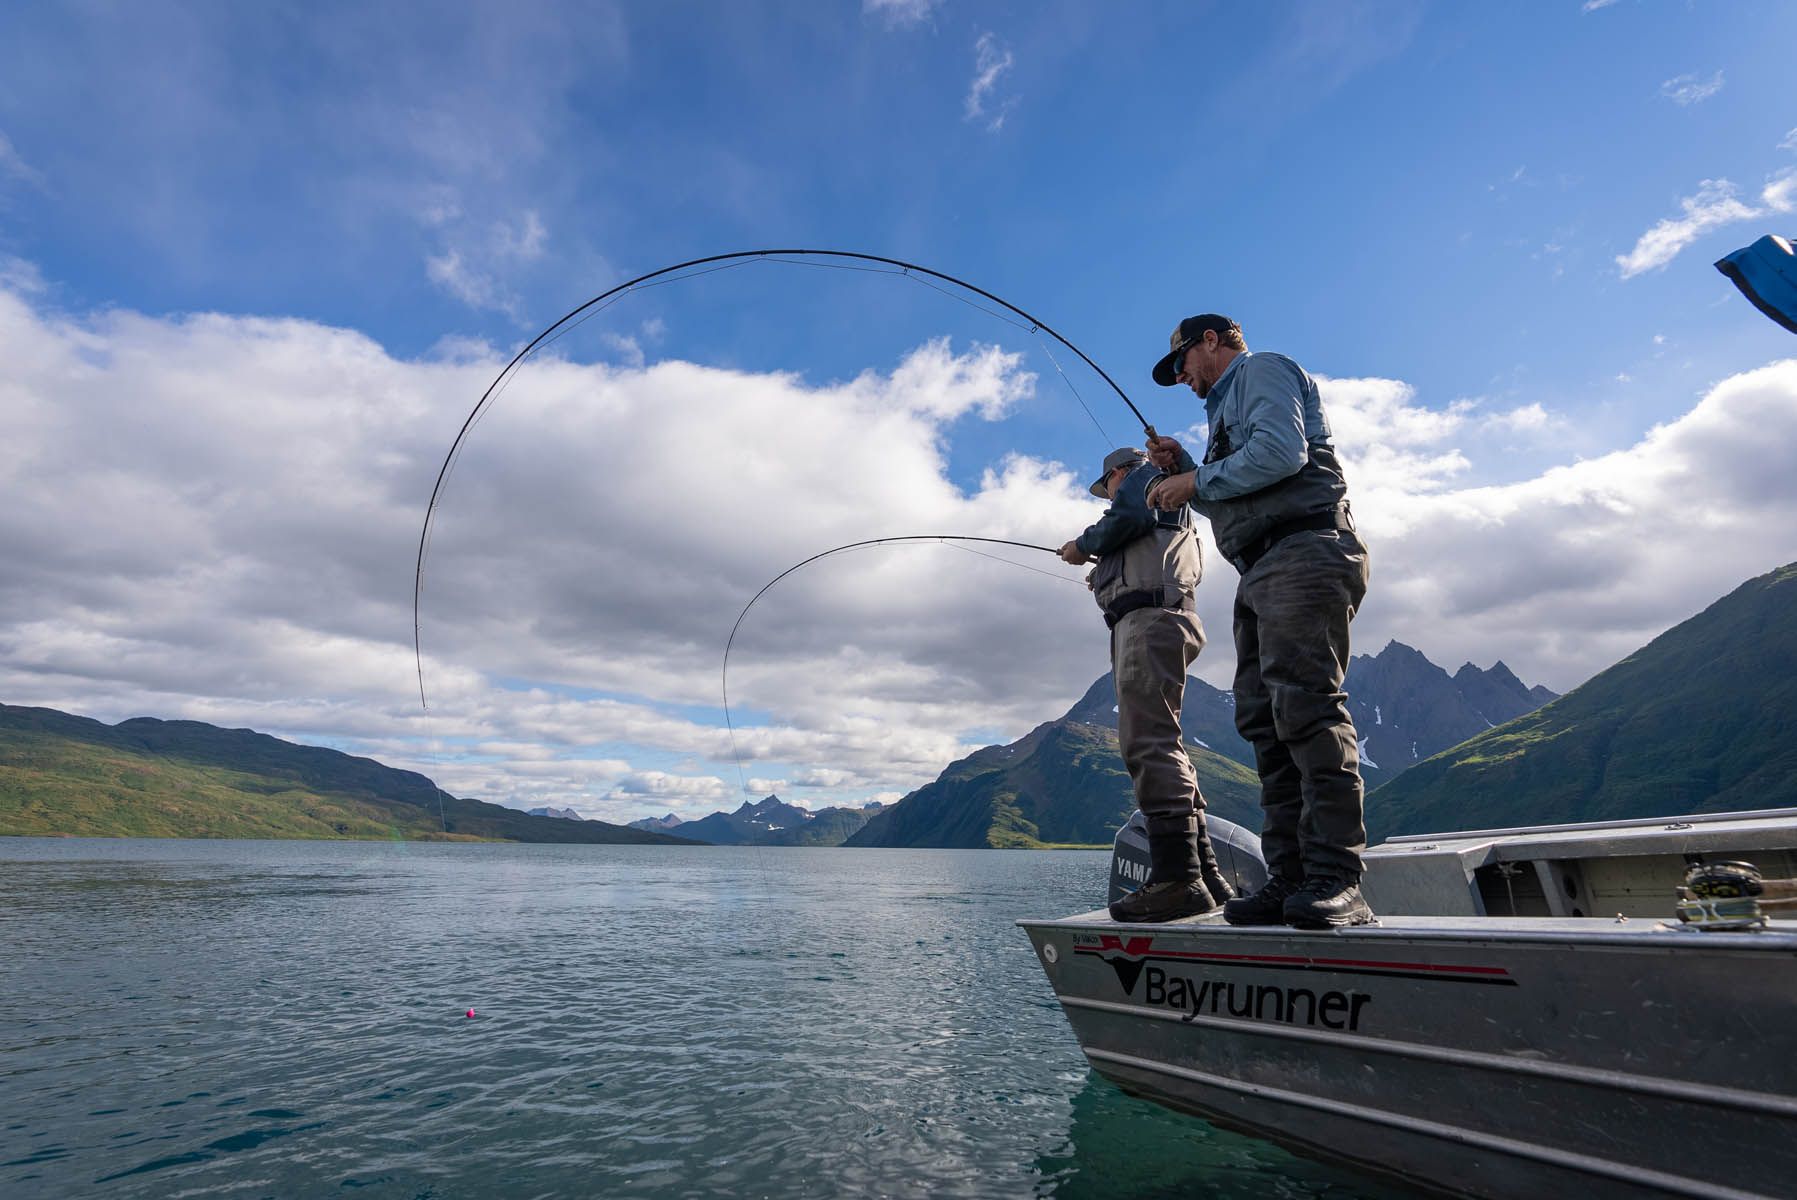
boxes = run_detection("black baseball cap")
[1152,314,1241,387]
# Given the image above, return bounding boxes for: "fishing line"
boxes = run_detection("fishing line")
[413,252,1149,836]
[719,534,1083,797]
[416,247,1152,710]
[939,539,1079,583]
[1030,334,1114,446]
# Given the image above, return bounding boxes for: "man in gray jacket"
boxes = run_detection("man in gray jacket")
[1145,314,1373,929]
[1060,447,1235,922]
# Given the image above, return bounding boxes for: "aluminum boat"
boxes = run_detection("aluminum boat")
[1020,807,1797,1198]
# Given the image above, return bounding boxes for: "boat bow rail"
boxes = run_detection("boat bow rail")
[1361,807,1797,919]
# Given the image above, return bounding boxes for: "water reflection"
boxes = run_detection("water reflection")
[3,839,1418,1198]
[1036,1072,1408,1199]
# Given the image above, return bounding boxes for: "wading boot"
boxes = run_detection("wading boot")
[1222,875,1302,926]
[1193,821,1236,906]
[1283,877,1376,930]
[1109,829,1219,923]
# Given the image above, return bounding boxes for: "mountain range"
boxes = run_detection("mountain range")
[0,704,682,844]
[639,796,887,846]
[846,705,1263,850]
[843,632,1558,850]
[9,561,1787,849]
[1369,561,1797,838]
[1058,640,1556,793]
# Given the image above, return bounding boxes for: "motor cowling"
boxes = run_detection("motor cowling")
[1109,809,1267,904]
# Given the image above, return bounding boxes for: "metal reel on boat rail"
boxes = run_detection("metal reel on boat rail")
[1677,859,1797,931]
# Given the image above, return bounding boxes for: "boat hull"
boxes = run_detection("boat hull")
[1019,913,1797,1199]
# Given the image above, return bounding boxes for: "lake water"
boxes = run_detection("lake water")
[1,839,1410,1198]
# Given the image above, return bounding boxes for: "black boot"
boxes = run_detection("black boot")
[1193,821,1236,906]
[1109,830,1218,923]
[1222,875,1302,926]
[1283,877,1375,929]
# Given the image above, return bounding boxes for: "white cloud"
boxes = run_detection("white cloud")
[1763,172,1797,212]
[1660,71,1724,106]
[1580,0,1618,11]
[7,279,1797,820]
[606,771,731,802]
[426,249,506,313]
[790,767,857,788]
[0,255,45,294]
[0,130,44,189]
[864,0,943,29]
[1615,172,1796,278]
[1313,376,1476,499]
[964,33,1017,131]
[1481,401,1554,434]
[423,208,549,318]
[600,332,645,368]
[1350,360,1797,682]
[1782,128,1797,152]
[0,280,1088,822]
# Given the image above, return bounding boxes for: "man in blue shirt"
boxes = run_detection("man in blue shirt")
[1145,314,1373,929]
[1060,446,1233,921]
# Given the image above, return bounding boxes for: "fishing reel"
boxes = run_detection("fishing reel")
[1676,860,1767,931]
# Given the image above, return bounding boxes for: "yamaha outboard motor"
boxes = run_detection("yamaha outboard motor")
[1109,809,1267,904]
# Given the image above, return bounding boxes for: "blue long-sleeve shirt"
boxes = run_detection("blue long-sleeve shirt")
[1074,461,1161,559]
[1170,351,1331,500]
[1165,350,1352,566]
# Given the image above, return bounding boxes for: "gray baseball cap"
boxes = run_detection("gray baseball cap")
[1090,447,1145,497]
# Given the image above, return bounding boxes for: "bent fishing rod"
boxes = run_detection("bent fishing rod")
[414,248,1152,710]
[719,534,1083,794]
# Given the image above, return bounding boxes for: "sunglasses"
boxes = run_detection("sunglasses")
[1168,335,1198,378]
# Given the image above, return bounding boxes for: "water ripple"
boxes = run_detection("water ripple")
[1,840,1406,1198]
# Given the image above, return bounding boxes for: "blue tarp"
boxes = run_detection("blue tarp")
[1716,234,1797,335]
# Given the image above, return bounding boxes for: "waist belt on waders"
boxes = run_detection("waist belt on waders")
[1103,588,1196,630]
[1236,509,1355,574]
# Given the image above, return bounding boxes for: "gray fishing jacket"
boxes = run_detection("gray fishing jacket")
[1170,351,1352,571]
[1076,461,1202,618]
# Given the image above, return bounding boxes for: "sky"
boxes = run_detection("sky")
[3,1,1796,823]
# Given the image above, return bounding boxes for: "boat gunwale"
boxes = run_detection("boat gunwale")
[1377,805,1797,845]
[1015,912,1797,951]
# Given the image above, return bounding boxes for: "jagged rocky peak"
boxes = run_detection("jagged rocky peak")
[1060,673,1120,726]
[1454,658,1527,689]
[735,795,814,824]
[1343,640,1559,791]
[527,805,583,821]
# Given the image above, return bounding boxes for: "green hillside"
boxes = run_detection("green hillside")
[1370,562,1797,839]
[0,704,682,844]
[758,804,880,846]
[847,719,1262,849]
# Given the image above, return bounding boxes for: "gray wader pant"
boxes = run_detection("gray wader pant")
[1232,529,1370,883]
[1112,606,1207,837]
